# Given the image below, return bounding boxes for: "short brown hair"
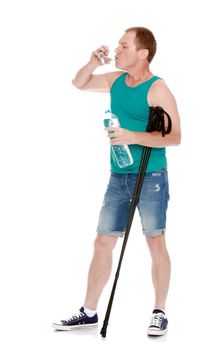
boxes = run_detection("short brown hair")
[125,27,157,63]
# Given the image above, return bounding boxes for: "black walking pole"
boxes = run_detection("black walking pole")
[100,106,172,338]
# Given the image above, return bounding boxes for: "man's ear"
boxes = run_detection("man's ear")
[138,48,149,61]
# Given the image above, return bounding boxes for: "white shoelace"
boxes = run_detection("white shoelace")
[65,310,85,323]
[150,313,164,328]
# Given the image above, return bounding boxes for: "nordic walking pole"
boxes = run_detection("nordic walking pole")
[100,106,172,338]
[100,146,151,338]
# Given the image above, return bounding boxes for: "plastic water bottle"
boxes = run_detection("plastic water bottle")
[104,110,134,168]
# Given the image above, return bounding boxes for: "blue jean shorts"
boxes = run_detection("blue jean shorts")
[97,169,170,237]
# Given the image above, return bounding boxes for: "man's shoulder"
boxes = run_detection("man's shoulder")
[148,78,176,106]
[149,78,173,98]
[151,77,166,89]
[106,71,125,88]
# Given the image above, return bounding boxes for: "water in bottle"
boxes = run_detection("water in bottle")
[104,110,134,168]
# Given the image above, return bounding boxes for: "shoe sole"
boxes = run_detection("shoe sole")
[52,322,98,331]
[147,328,167,336]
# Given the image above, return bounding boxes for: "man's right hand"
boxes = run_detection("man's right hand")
[90,46,112,66]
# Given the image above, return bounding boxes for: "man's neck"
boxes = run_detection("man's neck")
[126,68,153,87]
[126,61,153,86]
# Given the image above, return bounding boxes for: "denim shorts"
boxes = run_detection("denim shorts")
[97,169,169,237]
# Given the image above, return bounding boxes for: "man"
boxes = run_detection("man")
[52,27,181,336]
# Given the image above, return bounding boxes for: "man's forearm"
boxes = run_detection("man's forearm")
[134,131,181,147]
[108,127,181,148]
[72,62,97,89]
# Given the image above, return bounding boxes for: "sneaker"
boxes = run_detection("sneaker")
[147,310,168,336]
[52,307,98,331]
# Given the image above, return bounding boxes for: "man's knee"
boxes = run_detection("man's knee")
[146,234,169,262]
[94,235,118,253]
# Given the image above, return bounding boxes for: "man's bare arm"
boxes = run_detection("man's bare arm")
[72,46,123,92]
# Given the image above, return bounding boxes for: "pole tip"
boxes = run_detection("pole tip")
[100,327,107,338]
[100,321,108,338]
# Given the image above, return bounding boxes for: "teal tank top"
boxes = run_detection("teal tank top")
[110,72,167,174]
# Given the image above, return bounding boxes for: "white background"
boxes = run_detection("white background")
[0,0,215,348]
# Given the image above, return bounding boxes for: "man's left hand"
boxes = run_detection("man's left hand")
[105,127,137,145]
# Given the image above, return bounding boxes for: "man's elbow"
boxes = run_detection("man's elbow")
[72,79,84,90]
[172,131,181,146]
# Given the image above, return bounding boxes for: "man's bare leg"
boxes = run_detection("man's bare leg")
[146,234,171,310]
[84,235,118,310]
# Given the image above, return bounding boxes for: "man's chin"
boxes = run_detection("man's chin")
[115,61,123,69]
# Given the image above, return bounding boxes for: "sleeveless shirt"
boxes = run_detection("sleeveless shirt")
[110,72,167,173]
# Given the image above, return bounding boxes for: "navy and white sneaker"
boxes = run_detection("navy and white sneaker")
[52,307,98,331]
[147,309,168,336]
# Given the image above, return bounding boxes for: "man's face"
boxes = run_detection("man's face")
[114,31,139,70]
